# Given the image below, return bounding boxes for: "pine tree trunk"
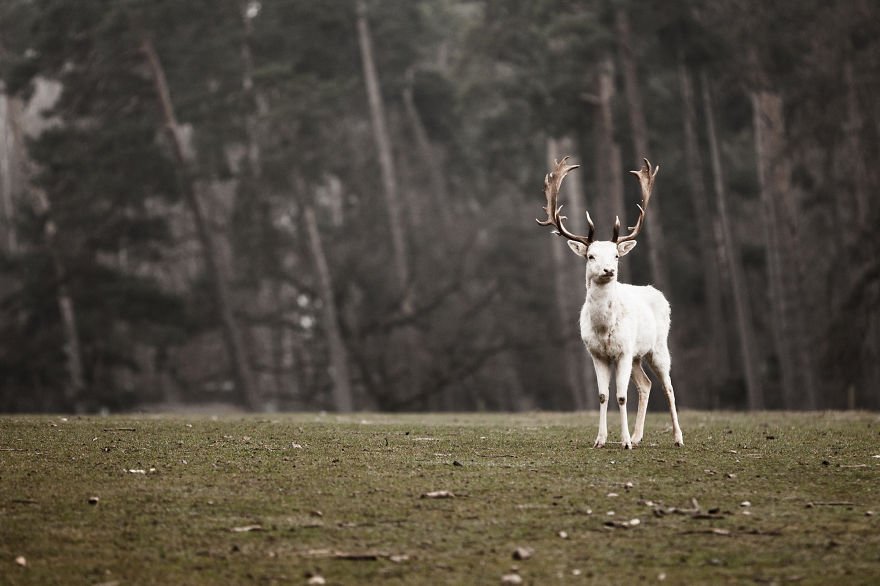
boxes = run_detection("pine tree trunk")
[0,94,19,253]
[701,73,764,410]
[9,90,85,407]
[678,62,730,399]
[31,189,86,407]
[304,205,354,412]
[356,0,411,308]
[751,88,817,409]
[615,9,669,293]
[548,137,597,410]
[590,55,627,281]
[140,35,259,410]
[402,70,454,233]
[239,0,268,178]
[548,140,586,410]
[844,60,870,229]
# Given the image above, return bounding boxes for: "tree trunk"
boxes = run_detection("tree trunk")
[356,0,411,308]
[0,94,19,253]
[615,9,669,294]
[402,70,454,233]
[140,35,259,410]
[701,72,764,410]
[239,0,268,178]
[844,60,870,229]
[304,205,354,412]
[30,189,86,407]
[550,137,597,409]
[678,62,730,400]
[8,89,85,407]
[751,88,817,410]
[590,55,627,281]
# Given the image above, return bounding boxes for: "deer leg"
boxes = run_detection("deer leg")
[630,359,651,446]
[649,350,683,447]
[615,357,633,449]
[591,356,611,448]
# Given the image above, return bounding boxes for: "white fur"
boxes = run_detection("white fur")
[568,240,683,449]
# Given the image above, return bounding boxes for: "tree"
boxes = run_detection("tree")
[701,73,764,410]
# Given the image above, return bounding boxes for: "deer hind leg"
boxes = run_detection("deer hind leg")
[615,357,634,449]
[591,356,612,448]
[630,359,651,446]
[648,349,684,447]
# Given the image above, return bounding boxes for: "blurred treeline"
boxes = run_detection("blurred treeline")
[0,0,878,413]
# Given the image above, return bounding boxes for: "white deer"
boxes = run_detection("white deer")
[538,157,683,449]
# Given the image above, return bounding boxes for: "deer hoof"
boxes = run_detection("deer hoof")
[593,439,606,449]
[674,439,684,447]
[622,441,633,450]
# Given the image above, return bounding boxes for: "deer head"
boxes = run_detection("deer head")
[537,157,659,285]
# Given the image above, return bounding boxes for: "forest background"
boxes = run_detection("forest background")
[0,0,878,413]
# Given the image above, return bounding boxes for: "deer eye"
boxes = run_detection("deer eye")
[615,255,619,259]
[587,255,594,260]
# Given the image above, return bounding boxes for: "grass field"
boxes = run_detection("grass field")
[1,411,879,585]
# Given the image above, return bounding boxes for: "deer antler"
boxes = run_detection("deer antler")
[613,158,659,243]
[536,157,594,245]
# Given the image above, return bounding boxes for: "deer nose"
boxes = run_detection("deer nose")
[603,268,615,277]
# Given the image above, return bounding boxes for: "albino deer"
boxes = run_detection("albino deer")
[538,157,683,449]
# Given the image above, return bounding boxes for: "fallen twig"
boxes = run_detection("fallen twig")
[680,528,731,536]
[103,428,137,432]
[301,549,408,562]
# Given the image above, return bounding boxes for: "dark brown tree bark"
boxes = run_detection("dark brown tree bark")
[140,35,259,410]
[702,72,764,410]
[678,62,730,396]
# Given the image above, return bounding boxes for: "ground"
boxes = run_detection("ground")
[1,411,879,585]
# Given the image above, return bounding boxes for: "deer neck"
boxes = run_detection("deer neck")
[585,279,622,329]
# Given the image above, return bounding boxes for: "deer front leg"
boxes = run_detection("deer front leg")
[630,359,651,446]
[615,356,634,449]
[591,356,612,448]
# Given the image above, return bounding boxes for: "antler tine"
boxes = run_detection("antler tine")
[536,157,593,245]
[616,158,659,243]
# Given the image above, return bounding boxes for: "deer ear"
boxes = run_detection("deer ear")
[567,241,588,256]
[617,240,637,257]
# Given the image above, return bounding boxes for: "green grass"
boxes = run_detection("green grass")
[1,411,879,584]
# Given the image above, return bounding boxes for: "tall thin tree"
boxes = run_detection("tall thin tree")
[701,72,763,409]
[356,0,411,310]
[615,8,670,294]
[140,34,259,410]
[586,55,626,281]
[678,61,730,396]
[750,87,817,409]
[304,204,354,412]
